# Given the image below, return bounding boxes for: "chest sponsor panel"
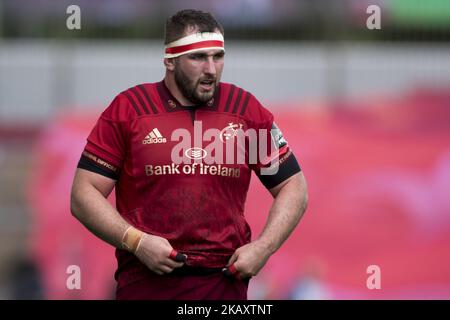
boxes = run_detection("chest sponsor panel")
[129,113,255,178]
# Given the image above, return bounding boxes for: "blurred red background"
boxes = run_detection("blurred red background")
[26,88,450,299]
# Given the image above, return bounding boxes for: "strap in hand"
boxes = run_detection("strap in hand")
[222,264,241,280]
[169,249,187,262]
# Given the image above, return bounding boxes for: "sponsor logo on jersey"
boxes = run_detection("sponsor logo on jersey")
[185,147,207,160]
[271,122,287,148]
[143,128,167,144]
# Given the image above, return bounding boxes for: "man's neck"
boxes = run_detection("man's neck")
[163,76,195,106]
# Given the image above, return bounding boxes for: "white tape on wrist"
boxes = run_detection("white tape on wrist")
[121,226,144,253]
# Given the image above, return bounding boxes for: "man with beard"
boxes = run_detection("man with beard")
[71,9,308,300]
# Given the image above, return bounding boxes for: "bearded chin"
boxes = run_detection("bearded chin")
[175,68,215,105]
[197,88,214,102]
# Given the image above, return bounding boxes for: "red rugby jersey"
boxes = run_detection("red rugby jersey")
[78,80,299,287]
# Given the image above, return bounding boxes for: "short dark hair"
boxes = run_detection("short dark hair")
[164,9,224,44]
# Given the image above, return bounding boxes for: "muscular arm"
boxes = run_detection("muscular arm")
[70,168,185,274]
[259,171,308,253]
[227,171,308,278]
[70,168,130,248]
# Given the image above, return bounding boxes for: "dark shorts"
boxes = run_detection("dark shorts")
[116,267,249,300]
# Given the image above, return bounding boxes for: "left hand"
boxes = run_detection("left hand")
[225,240,272,279]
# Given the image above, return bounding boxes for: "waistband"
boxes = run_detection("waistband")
[170,265,224,276]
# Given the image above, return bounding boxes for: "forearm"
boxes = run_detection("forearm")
[71,171,186,274]
[257,173,308,254]
[70,180,130,249]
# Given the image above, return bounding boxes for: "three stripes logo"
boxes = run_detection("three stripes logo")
[142,128,167,144]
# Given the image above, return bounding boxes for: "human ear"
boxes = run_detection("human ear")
[164,58,175,71]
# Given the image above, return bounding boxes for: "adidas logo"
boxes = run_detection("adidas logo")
[142,128,167,144]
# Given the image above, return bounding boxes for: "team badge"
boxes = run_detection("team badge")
[219,122,244,143]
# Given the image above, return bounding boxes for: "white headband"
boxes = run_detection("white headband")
[164,32,225,58]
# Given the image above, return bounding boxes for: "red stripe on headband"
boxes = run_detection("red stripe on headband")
[165,40,224,54]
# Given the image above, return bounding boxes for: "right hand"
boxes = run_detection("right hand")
[134,233,186,275]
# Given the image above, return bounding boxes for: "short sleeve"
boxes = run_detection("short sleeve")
[247,95,301,189]
[77,95,130,180]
